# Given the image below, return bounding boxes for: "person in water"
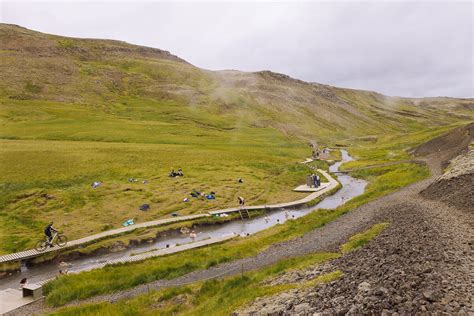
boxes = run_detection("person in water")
[44,221,58,246]
[19,278,28,290]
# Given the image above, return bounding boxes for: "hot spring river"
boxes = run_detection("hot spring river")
[0,150,367,290]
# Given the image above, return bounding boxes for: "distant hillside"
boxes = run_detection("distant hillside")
[0,23,472,255]
[0,23,473,144]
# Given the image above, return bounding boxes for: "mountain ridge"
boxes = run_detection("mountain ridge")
[0,23,473,144]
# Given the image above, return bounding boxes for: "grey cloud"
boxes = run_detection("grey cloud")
[1,1,472,97]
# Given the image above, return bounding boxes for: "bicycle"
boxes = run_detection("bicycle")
[35,231,68,252]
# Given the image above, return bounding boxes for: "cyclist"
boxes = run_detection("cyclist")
[44,221,58,246]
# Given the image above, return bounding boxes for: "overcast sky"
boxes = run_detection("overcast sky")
[1,1,472,98]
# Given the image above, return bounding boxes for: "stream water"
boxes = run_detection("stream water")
[0,150,367,290]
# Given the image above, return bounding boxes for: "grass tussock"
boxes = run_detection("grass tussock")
[341,222,389,253]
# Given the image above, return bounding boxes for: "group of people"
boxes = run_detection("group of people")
[169,168,184,177]
[180,226,198,240]
[310,173,321,188]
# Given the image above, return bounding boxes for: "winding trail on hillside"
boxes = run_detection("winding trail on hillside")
[8,124,473,315]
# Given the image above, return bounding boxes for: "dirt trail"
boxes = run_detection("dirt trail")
[9,123,473,315]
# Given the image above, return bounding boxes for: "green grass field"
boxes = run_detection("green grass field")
[0,97,318,253]
[43,155,429,306]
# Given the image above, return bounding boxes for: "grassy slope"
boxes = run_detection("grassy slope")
[0,23,472,255]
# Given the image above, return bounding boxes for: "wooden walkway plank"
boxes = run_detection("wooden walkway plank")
[0,214,209,263]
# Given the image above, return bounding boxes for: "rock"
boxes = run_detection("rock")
[422,290,436,302]
[357,281,371,292]
[380,309,391,316]
[335,307,348,315]
[294,303,311,314]
[375,287,389,296]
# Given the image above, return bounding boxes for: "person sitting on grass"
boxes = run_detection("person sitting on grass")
[44,221,58,246]
[238,196,245,207]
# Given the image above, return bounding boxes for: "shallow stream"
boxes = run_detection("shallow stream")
[0,150,367,290]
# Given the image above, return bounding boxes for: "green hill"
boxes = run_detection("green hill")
[0,23,472,253]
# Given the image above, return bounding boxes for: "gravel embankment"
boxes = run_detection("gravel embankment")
[421,147,473,211]
[237,196,473,315]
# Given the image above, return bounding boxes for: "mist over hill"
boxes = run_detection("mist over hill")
[1,23,472,145]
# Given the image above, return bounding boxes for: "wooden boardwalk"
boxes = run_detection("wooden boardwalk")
[77,234,236,273]
[293,182,330,192]
[0,214,209,264]
[0,235,236,315]
[209,169,338,215]
[0,168,338,264]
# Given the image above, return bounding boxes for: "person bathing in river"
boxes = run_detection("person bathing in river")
[189,230,197,241]
[19,278,28,290]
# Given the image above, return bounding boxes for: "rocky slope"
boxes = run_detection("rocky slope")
[421,146,473,212]
[236,126,474,315]
[236,198,473,315]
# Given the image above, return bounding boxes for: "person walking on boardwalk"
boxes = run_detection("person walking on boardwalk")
[238,196,245,207]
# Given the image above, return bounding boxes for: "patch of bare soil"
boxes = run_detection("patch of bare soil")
[410,122,473,169]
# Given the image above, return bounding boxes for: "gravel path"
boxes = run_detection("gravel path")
[237,184,473,314]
